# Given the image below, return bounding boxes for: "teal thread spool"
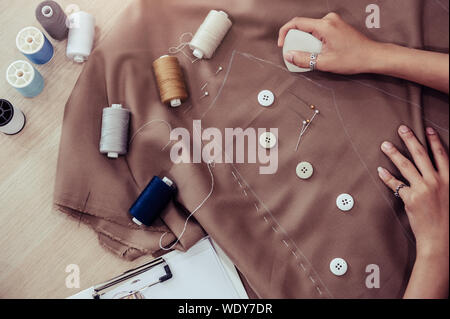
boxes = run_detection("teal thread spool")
[16,26,54,65]
[6,60,45,98]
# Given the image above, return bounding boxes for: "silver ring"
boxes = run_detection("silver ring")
[310,53,318,71]
[394,183,407,197]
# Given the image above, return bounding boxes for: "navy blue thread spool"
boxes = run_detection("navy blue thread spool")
[130,176,176,226]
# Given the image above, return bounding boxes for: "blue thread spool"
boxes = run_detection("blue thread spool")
[6,60,45,98]
[130,176,176,226]
[16,26,54,65]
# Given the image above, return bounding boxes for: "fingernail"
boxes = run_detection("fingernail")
[377,167,389,179]
[382,141,394,150]
[426,127,436,135]
[399,125,410,134]
[284,52,294,63]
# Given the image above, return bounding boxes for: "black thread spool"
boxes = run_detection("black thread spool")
[0,99,26,135]
[36,1,68,40]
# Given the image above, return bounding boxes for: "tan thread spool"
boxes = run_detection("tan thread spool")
[152,55,188,107]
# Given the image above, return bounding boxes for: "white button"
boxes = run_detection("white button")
[258,90,275,107]
[259,132,277,149]
[296,162,314,179]
[330,258,348,276]
[336,193,354,212]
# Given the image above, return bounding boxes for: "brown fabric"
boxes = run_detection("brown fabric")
[54,0,449,298]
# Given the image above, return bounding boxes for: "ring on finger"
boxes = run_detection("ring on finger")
[309,53,318,71]
[394,183,408,197]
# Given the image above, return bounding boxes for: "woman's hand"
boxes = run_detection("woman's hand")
[278,13,379,75]
[377,125,449,298]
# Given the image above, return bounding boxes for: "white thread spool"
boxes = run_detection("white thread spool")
[100,104,130,159]
[66,11,95,63]
[189,10,232,59]
[0,99,26,135]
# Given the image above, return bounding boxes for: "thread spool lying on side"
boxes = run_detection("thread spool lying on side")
[36,1,69,41]
[6,60,45,98]
[189,10,232,59]
[0,99,26,135]
[66,11,95,63]
[99,104,130,159]
[153,55,188,107]
[130,176,176,226]
[16,26,54,65]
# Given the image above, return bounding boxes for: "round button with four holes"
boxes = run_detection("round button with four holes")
[257,90,275,107]
[296,162,314,180]
[336,193,354,212]
[259,132,277,149]
[330,258,348,276]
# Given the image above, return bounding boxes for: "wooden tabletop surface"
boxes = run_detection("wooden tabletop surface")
[0,0,150,298]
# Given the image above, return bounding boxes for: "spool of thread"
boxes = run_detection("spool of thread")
[189,10,232,59]
[6,60,45,98]
[66,11,95,63]
[130,176,176,226]
[0,99,26,135]
[99,104,130,159]
[16,26,54,65]
[152,55,188,107]
[36,1,69,41]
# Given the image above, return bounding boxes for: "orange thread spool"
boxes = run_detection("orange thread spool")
[152,55,188,107]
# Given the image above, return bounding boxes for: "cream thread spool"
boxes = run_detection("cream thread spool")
[189,10,232,59]
[153,55,189,107]
[66,11,95,63]
[0,99,26,135]
[99,104,130,158]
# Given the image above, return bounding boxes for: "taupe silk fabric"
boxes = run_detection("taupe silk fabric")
[54,0,449,298]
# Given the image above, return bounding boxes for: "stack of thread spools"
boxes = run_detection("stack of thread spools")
[2,1,96,135]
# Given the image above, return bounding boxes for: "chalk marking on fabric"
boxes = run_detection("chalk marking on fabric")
[316,286,323,295]
[243,189,248,197]
[282,240,289,248]
[237,180,243,188]
[263,216,268,223]
[231,171,238,181]
[254,203,259,212]
[291,251,299,259]
[299,263,306,271]
[309,276,316,284]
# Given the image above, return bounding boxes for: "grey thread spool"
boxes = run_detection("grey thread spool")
[36,1,68,41]
[0,99,26,135]
[99,104,130,159]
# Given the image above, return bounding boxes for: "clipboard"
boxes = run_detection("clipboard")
[69,237,248,299]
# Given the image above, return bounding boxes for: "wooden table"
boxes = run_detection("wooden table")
[0,0,148,298]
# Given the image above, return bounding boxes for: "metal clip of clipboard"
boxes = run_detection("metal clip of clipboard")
[92,257,173,299]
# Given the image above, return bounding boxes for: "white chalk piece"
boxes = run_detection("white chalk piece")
[189,10,232,59]
[283,29,322,72]
[99,104,130,159]
[66,11,95,63]
[0,99,26,135]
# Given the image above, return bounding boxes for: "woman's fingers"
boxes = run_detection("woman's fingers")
[377,167,410,200]
[278,17,323,47]
[397,125,435,179]
[426,127,449,180]
[381,141,422,185]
